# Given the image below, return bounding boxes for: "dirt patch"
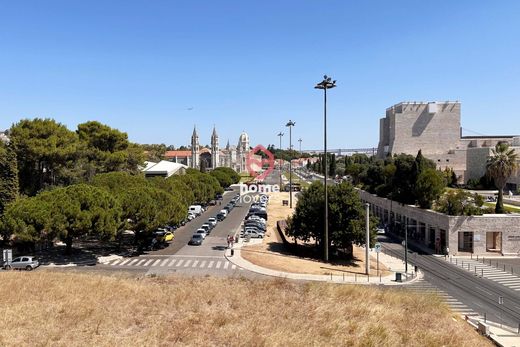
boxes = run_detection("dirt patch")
[241,192,390,276]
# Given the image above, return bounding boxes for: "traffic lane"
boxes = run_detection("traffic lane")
[153,190,237,255]
[381,240,520,327]
[174,195,253,256]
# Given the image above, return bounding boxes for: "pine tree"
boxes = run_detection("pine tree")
[329,153,337,177]
[0,142,19,215]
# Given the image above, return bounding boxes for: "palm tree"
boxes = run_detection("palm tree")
[486,143,518,213]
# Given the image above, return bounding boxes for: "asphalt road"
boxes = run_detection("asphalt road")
[153,189,241,255]
[380,236,520,328]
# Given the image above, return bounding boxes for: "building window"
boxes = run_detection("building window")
[458,232,473,253]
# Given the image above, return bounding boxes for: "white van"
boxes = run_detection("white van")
[188,205,203,216]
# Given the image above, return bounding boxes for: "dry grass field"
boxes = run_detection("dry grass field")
[0,271,490,347]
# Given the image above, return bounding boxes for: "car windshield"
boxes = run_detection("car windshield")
[193,235,202,239]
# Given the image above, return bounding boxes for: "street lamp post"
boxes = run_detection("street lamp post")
[298,138,302,156]
[405,218,409,274]
[286,120,296,208]
[277,131,284,190]
[315,75,336,262]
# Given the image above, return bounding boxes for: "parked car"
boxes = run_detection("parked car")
[201,224,211,234]
[188,205,203,216]
[245,222,266,231]
[243,229,264,238]
[189,234,204,245]
[208,217,217,227]
[4,256,39,271]
[217,212,226,221]
[195,228,207,239]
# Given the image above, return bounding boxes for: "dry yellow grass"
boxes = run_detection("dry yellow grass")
[0,271,490,347]
[242,192,390,276]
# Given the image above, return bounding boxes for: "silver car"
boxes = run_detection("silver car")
[4,256,39,271]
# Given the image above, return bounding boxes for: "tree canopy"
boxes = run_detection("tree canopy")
[486,143,518,213]
[0,142,19,215]
[286,181,377,259]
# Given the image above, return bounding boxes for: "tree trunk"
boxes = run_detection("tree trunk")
[65,235,73,255]
[495,188,505,214]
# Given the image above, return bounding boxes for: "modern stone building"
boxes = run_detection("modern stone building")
[377,101,520,190]
[359,189,520,256]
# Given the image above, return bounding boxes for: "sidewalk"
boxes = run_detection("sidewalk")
[225,237,419,285]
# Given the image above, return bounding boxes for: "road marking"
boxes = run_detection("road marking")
[192,260,199,268]
[120,259,131,266]
[168,259,177,267]
[152,259,161,266]
[176,259,184,267]
[224,262,229,270]
[136,259,147,266]
[128,259,139,266]
[199,260,206,268]
[208,261,214,268]
[143,259,154,267]
[216,261,222,269]
[111,259,122,265]
[184,260,192,267]
[160,259,169,266]
[231,264,236,270]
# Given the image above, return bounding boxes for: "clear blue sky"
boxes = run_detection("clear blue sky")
[1,1,519,150]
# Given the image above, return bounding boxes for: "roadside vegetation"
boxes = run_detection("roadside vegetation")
[286,181,378,259]
[0,271,491,347]
[308,144,518,215]
[0,118,240,254]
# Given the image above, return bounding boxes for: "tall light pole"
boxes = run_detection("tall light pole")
[286,120,296,208]
[315,75,336,262]
[365,203,370,275]
[277,132,284,190]
[298,138,302,156]
[405,218,409,274]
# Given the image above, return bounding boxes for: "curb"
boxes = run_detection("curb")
[224,246,421,285]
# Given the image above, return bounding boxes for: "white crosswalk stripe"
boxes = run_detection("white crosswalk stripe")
[445,258,520,292]
[128,259,139,266]
[101,256,242,272]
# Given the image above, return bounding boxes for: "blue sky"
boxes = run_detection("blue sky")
[1,1,519,150]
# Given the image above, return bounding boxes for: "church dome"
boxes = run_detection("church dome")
[238,132,249,144]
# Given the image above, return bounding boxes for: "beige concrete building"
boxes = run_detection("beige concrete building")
[377,101,520,190]
[359,189,520,256]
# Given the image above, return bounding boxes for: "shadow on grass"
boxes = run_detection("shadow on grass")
[32,238,155,266]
